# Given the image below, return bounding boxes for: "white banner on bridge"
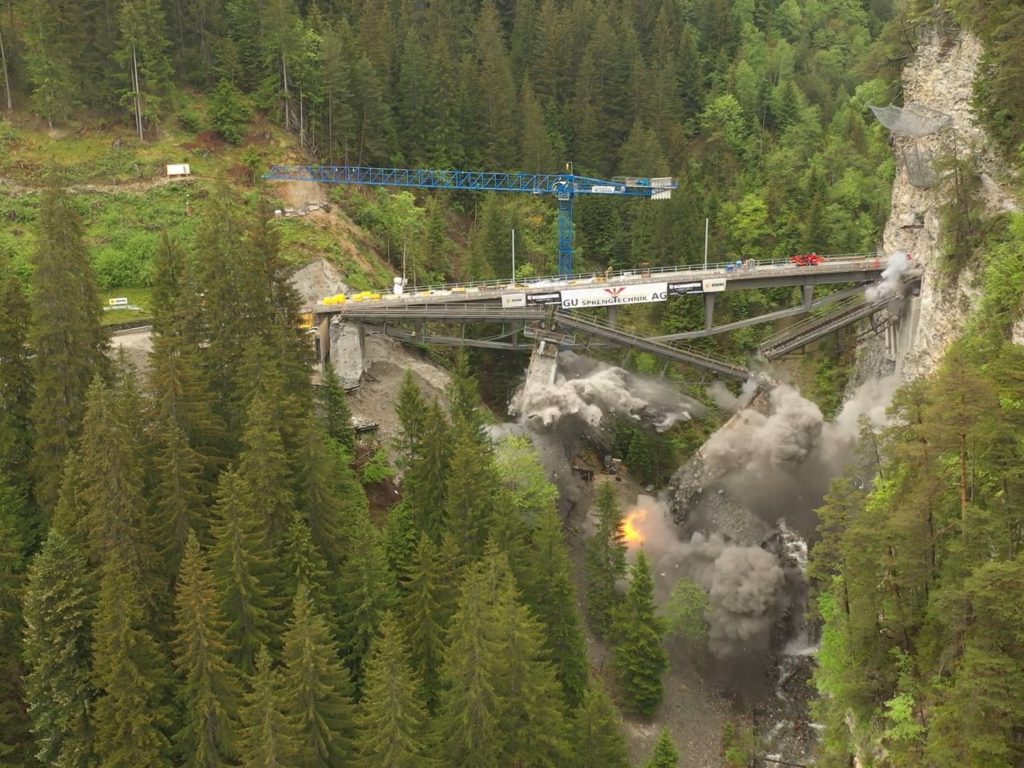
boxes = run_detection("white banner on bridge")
[501,293,527,308]
[702,278,727,293]
[560,282,668,309]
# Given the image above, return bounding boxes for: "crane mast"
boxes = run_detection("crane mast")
[265,164,676,275]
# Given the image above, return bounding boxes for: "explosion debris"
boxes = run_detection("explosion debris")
[510,351,706,435]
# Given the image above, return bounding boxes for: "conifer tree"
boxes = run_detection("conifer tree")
[283,514,333,617]
[237,646,297,768]
[22,531,96,768]
[522,508,588,708]
[404,400,451,541]
[569,682,631,768]
[153,417,208,571]
[28,178,106,515]
[148,237,227,489]
[491,573,570,767]
[280,584,356,768]
[91,556,174,768]
[211,470,281,675]
[394,371,427,468]
[316,365,356,454]
[399,533,452,709]
[355,613,434,768]
[447,349,485,439]
[236,393,296,547]
[644,728,680,768]
[78,368,162,607]
[172,531,240,768]
[116,0,175,138]
[585,482,627,636]
[336,516,396,688]
[444,426,498,561]
[611,551,667,717]
[435,556,504,768]
[294,421,349,565]
[0,470,33,764]
[0,257,32,499]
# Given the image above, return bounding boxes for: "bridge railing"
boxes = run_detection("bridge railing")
[314,251,888,307]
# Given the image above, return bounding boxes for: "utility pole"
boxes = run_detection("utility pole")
[511,227,516,284]
[703,217,709,270]
[0,23,11,112]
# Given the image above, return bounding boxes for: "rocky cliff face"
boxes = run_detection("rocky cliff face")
[856,28,1019,384]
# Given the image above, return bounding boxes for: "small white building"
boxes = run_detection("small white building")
[166,163,192,178]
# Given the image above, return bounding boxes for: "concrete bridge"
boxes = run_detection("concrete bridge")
[310,253,918,386]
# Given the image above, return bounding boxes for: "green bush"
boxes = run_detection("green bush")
[361,448,395,485]
[178,107,203,133]
[209,80,252,145]
[93,233,158,288]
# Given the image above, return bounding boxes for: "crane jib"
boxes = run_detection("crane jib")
[264,165,677,275]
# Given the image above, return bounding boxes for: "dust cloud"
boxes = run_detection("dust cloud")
[866,250,913,301]
[620,495,786,658]
[510,351,706,435]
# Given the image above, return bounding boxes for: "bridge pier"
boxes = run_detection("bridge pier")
[802,284,814,308]
[607,306,618,328]
[328,317,366,388]
[704,293,715,331]
[525,339,560,389]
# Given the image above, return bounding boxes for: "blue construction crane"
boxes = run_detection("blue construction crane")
[264,164,677,275]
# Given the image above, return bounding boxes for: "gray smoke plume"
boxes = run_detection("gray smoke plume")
[866,250,912,301]
[696,378,897,534]
[510,351,706,434]
[707,380,760,413]
[616,495,787,658]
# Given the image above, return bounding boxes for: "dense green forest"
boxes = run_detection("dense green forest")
[11,0,1024,766]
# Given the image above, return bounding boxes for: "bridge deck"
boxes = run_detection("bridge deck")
[305,253,887,313]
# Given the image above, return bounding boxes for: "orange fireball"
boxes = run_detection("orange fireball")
[621,507,647,547]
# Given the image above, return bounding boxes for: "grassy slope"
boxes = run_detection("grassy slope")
[0,104,395,318]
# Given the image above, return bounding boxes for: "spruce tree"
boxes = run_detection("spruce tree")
[446,349,485,439]
[435,556,504,768]
[585,482,627,636]
[28,177,106,515]
[211,470,281,675]
[0,474,30,765]
[116,0,175,137]
[294,421,349,565]
[22,531,96,768]
[644,728,679,768]
[336,516,396,688]
[355,613,434,768]
[490,573,570,767]
[91,556,174,768]
[399,533,452,709]
[394,370,426,468]
[148,233,227,477]
[316,366,355,454]
[404,400,451,541]
[0,256,33,499]
[569,682,631,768]
[77,368,162,608]
[236,393,297,547]
[611,551,667,717]
[172,531,241,768]
[444,426,498,561]
[283,514,333,618]
[237,646,297,768]
[521,508,588,708]
[153,417,207,572]
[280,584,356,768]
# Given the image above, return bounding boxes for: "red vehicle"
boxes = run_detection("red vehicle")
[791,252,825,266]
